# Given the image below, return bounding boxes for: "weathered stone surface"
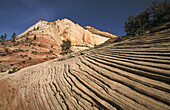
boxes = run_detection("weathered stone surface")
[0,18,117,72]
[0,28,169,110]
[17,18,117,47]
[84,25,118,38]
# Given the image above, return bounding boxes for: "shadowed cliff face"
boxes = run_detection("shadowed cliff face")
[0,28,169,110]
[0,18,117,72]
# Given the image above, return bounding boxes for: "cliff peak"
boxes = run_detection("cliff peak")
[0,19,118,72]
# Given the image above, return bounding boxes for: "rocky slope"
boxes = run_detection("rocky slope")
[0,27,169,109]
[84,25,118,38]
[16,18,116,47]
[0,18,117,72]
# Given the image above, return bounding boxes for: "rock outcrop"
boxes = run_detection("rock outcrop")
[0,28,169,109]
[17,18,117,47]
[0,18,117,72]
[84,25,118,38]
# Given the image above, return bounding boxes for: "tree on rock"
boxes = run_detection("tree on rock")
[151,0,170,25]
[124,0,170,36]
[60,39,72,55]
[11,32,16,42]
[33,35,37,40]
[0,34,7,45]
[0,34,7,41]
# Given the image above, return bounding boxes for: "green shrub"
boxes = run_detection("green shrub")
[124,0,170,36]
[26,37,29,41]
[5,48,9,53]
[1,54,6,56]
[11,32,16,42]
[22,61,26,64]
[60,39,72,55]
[33,35,37,40]
[8,67,20,74]
[49,50,53,53]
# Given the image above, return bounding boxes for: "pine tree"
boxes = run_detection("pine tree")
[124,0,170,36]
[0,34,7,45]
[151,0,170,25]
[11,32,16,42]
[1,34,6,41]
[60,39,72,55]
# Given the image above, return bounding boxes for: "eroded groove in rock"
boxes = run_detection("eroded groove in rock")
[0,29,170,110]
[79,56,170,109]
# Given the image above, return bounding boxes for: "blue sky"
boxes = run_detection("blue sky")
[0,0,165,40]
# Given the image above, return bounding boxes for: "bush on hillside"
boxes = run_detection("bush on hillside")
[29,57,31,60]
[11,32,16,42]
[5,48,9,53]
[34,35,37,40]
[8,67,20,74]
[60,39,72,55]
[0,34,7,41]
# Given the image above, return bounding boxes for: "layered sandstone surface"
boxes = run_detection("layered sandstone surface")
[0,28,169,109]
[0,19,117,72]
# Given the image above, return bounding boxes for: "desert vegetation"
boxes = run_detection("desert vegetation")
[60,39,72,55]
[11,32,16,42]
[124,0,170,36]
[0,32,59,72]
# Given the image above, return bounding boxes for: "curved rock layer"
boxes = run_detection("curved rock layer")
[0,29,170,110]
